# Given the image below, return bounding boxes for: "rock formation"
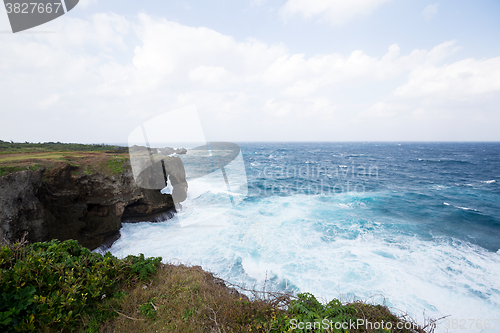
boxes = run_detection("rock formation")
[0,159,186,250]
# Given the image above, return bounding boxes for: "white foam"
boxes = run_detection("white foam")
[109,193,500,333]
[457,206,477,211]
[482,180,496,184]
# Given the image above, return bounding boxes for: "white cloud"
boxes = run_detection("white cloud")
[357,102,408,119]
[280,0,392,25]
[393,57,500,98]
[358,42,500,135]
[132,14,286,87]
[421,3,439,21]
[0,13,499,142]
[189,66,232,85]
[262,42,457,97]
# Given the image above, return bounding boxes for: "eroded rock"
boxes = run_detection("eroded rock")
[0,159,186,250]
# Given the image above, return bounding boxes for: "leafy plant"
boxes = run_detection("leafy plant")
[0,286,37,332]
[0,239,161,332]
[126,253,162,280]
[284,293,358,332]
[139,300,157,320]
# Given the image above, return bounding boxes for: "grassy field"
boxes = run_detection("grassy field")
[0,140,127,154]
[0,141,129,177]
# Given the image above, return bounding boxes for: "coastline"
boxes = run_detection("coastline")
[2,141,499,332]
[0,141,184,250]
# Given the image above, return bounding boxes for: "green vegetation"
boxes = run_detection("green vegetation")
[0,140,127,154]
[285,293,425,333]
[1,239,428,333]
[106,156,126,175]
[0,164,41,177]
[0,166,24,177]
[0,141,129,178]
[0,239,161,333]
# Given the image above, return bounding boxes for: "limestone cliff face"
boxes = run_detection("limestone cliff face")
[0,160,185,250]
[0,170,47,243]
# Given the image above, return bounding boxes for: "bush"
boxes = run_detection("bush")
[284,292,358,332]
[0,239,161,332]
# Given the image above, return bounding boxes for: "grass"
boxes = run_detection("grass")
[0,166,25,177]
[99,264,280,333]
[0,140,126,154]
[107,156,127,174]
[0,141,129,177]
[1,238,433,333]
[0,153,70,163]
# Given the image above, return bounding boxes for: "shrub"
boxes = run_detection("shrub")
[0,239,161,332]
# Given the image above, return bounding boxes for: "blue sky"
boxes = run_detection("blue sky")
[1,0,500,142]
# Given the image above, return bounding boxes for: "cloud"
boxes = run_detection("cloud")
[0,13,499,142]
[421,3,439,21]
[261,42,458,98]
[393,56,500,99]
[357,102,408,119]
[189,66,232,85]
[280,0,393,25]
[132,14,287,85]
[358,42,500,136]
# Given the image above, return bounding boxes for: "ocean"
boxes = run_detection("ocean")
[108,142,500,332]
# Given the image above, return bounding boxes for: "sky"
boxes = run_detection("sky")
[1,0,500,143]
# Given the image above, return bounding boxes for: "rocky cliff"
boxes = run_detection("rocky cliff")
[0,159,186,250]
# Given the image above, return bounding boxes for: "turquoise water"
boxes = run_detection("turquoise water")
[109,142,500,332]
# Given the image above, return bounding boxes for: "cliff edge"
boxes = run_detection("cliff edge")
[0,159,186,250]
